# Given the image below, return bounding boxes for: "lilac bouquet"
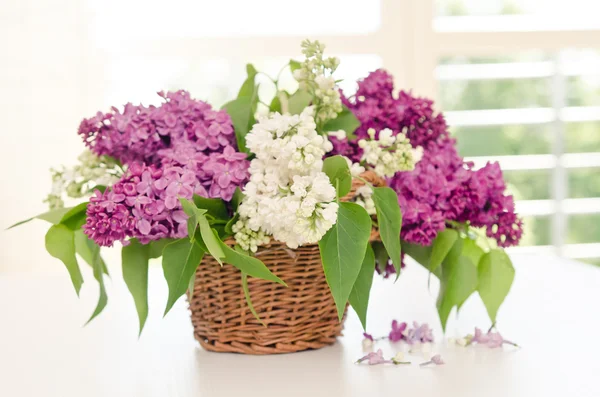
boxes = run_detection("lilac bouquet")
[11,40,521,332]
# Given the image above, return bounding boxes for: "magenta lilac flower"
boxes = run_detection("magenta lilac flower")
[337,69,523,251]
[389,320,408,342]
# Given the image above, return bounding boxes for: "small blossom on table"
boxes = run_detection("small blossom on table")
[468,327,519,348]
[356,349,391,365]
[420,354,444,367]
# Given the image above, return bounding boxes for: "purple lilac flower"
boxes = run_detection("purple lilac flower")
[363,332,374,341]
[79,90,250,202]
[78,90,237,166]
[336,69,523,254]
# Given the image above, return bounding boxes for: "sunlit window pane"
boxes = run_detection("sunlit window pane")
[519,216,551,246]
[504,169,551,201]
[452,125,551,157]
[569,168,600,199]
[440,78,551,111]
[568,214,600,244]
[565,123,600,153]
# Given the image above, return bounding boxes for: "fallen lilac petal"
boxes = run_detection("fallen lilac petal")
[420,354,444,366]
[356,349,391,365]
[389,320,407,342]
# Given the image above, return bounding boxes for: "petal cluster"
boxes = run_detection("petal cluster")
[236,107,338,250]
[79,91,250,246]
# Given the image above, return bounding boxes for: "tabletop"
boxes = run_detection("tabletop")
[1,253,599,397]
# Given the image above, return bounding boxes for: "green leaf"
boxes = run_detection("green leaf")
[462,238,485,268]
[231,187,244,210]
[45,224,83,296]
[241,272,266,327]
[322,155,352,198]
[148,239,176,259]
[288,89,312,115]
[269,95,282,113]
[436,238,478,331]
[74,230,108,275]
[162,239,205,316]
[179,197,207,242]
[371,241,389,274]
[478,249,515,323]
[192,195,229,220]
[237,64,258,98]
[402,241,437,277]
[198,214,225,265]
[225,213,239,236]
[429,229,458,274]
[319,202,372,320]
[222,96,255,154]
[59,202,89,230]
[372,187,402,278]
[8,206,73,229]
[322,105,360,139]
[289,59,302,72]
[348,244,375,330]
[122,239,150,334]
[85,243,108,324]
[218,237,286,285]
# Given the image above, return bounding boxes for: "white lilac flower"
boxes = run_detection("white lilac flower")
[44,150,122,209]
[329,129,347,140]
[236,108,338,250]
[232,217,271,253]
[293,40,342,124]
[353,185,376,215]
[358,128,423,178]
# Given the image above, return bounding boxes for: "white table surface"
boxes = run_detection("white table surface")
[1,253,599,397]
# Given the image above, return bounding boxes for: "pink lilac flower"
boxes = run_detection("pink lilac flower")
[420,354,444,366]
[404,321,434,344]
[356,349,391,365]
[336,69,523,257]
[470,327,518,348]
[83,164,205,247]
[159,142,250,202]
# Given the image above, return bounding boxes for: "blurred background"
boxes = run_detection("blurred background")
[1,0,599,272]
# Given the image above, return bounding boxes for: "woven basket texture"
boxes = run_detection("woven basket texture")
[189,171,385,354]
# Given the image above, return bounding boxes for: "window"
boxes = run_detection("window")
[94,0,600,264]
[7,0,596,272]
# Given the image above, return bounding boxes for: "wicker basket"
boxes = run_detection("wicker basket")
[188,171,385,354]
